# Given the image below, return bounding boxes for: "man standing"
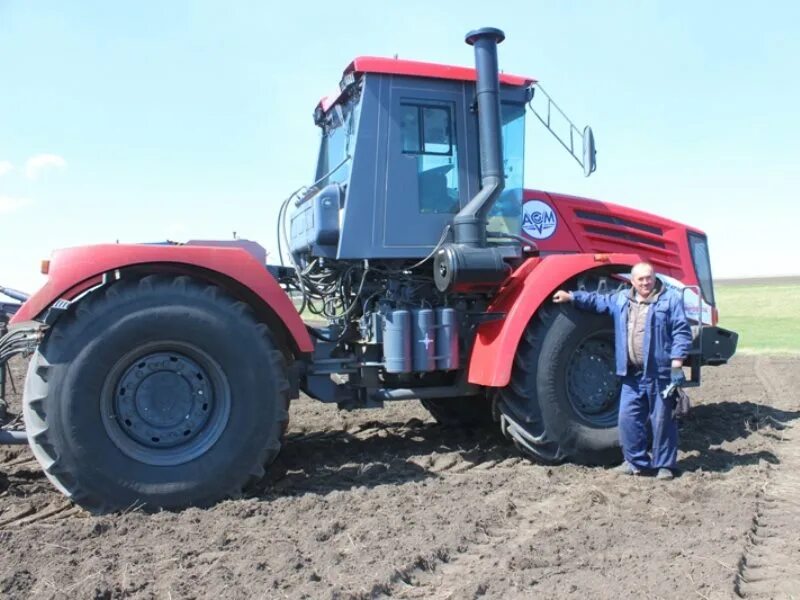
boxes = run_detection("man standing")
[552,262,692,479]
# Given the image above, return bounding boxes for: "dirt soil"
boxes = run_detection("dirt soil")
[2,354,800,599]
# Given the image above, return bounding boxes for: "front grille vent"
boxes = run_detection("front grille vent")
[574,210,663,236]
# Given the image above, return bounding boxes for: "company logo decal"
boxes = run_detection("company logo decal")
[522,200,557,240]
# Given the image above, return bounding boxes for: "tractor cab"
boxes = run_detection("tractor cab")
[289,55,533,261]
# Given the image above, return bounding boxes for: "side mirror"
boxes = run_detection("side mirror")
[582,126,597,177]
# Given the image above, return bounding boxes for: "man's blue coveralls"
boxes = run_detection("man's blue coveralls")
[572,281,692,470]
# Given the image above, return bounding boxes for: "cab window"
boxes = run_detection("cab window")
[400,102,460,214]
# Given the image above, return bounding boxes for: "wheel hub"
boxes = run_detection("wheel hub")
[102,345,231,466]
[566,334,620,426]
[115,353,212,449]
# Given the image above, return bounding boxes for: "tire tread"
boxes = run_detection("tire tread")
[496,274,621,465]
[23,274,292,512]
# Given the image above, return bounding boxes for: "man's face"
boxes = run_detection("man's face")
[631,267,655,298]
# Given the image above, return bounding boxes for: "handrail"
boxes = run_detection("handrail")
[527,83,596,176]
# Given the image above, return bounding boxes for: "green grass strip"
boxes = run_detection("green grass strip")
[716,284,800,353]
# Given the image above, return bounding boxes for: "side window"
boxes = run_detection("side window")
[319,100,358,187]
[488,102,526,235]
[400,102,460,214]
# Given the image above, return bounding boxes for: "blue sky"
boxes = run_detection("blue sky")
[2,1,798,294]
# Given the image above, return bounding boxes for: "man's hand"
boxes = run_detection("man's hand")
[670,367,687,387]
[552,290,573,304]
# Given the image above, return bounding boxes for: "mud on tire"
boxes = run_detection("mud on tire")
[22,275,290,513]
[496,274,622,465]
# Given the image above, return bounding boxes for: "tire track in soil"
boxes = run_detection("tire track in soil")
[735,355,800,598]
[0,457,74,529]
[363,484,587,600]
[275,420,546,599]
[356,493,517,600]
[275,420,523,488]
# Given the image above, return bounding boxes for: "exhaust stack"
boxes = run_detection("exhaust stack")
[453,27,506,247]
[433,28,514,293]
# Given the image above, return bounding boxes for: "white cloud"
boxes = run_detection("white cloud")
[25,154,67,179]
[0,161,13,177]
[0,195,32,214]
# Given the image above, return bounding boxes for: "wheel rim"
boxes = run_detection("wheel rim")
[565,331,619,427]
[101,342,231,466]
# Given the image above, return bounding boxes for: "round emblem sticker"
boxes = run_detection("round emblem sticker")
[522,200,558,240]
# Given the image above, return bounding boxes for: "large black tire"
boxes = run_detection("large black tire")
[496,275,622,465]
[22,275,290,513]
[421,396,494,428]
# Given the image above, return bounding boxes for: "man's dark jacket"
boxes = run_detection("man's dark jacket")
[572,281,693,378]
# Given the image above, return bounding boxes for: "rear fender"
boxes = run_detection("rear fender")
[9,244,313,354]
[467,253,642,387]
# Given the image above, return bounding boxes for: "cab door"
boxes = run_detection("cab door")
[381,81,471,252]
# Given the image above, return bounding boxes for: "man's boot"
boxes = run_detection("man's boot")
[656,468,674,480]
[614,461,640,476]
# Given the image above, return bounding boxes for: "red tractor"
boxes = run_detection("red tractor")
[0,28,736,512]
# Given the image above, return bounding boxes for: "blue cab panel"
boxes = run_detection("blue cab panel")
[291,73,528,261]
[289,184,341,258]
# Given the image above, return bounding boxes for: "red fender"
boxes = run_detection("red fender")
[467,252,642,387]
[10,244,314,353]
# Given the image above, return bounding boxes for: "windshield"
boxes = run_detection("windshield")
[315,98,359,187]
[488,102,526,235]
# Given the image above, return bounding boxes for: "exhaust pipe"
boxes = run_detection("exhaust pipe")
[433,28,513,293]
[453,27,506,247]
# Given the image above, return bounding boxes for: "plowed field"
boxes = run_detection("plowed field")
[2,355,799,599]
